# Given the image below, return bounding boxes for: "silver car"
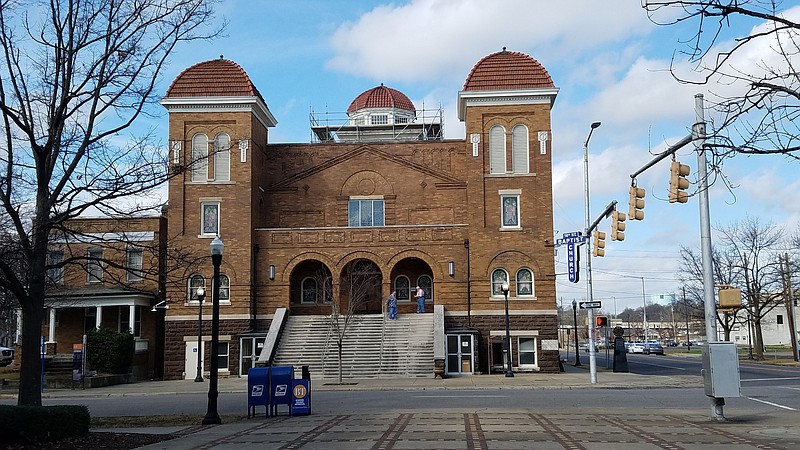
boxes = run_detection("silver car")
[0,346,13,367]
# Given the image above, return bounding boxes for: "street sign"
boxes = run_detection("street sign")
[555,231,586,246]
[579,301,602,309]
[567,244,580,283]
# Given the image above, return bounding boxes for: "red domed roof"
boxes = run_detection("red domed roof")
[165,58,261,98]
[347,84,415,114]
[463,49,554,91]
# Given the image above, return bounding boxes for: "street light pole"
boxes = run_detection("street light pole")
[194,287,206,383]
[501,282,514,377]
[572,299,581,366]
[202,236,224,425]
[583,121,600,384]
[641,277,648,342]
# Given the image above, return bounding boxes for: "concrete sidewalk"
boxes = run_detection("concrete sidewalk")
[5,370,800,449]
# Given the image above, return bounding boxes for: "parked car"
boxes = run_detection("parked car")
[643,342,664,355]
[0,346,13,367]
[665,340,678,347]
[627,342,645,354]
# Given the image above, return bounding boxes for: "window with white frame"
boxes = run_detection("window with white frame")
[126,248,143,282]
[188,274,205,302]
[516,268,534,297]
[518,337,537,367]
[301,277,317,304]
[348,198,384,227]
[491,269,508,296]
[87,248,103,283]
[394,275,410,301]
[201,202,220,236]
[214,132,230,181]
[191,133,209,182]
[133,306,142,337]
[417,275,432,300]
[511,124,529,174]
[371,114,388,125]
[47,250,64,285]
[489,125,506,174]
[501,194,520,228]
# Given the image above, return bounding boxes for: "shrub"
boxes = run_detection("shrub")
[0,405,90,444]
[86,327,135,374]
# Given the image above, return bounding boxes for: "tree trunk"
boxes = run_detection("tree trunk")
[753,316,765,360]
[337,342,343,384]
[18,294,45,406]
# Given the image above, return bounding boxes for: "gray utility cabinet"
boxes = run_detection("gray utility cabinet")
[701,342,740,398]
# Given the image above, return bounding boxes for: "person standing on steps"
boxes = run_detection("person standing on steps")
[415,285,425,313]
[386,290,398,320]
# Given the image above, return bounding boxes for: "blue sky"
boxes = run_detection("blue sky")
[146,0,800,314]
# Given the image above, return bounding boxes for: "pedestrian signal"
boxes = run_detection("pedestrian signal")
[596,316,608,327]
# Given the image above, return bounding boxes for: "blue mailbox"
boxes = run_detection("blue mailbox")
[291,365,312,416]
[269,365,294,416]
[247,367,270,418]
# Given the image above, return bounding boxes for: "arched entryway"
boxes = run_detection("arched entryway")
[339,259,383,314]
[288,260,333,314]
[389,257,434,312]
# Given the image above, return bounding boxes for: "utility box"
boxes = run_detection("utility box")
[702,342,740,398]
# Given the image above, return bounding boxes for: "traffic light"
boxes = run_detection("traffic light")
[669,160,690,203]
[610,210,626,241]
[592,230,606,257]
[628,186,645,220]
[596,316,608,327]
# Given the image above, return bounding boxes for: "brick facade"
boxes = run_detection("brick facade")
[157,51,562,378]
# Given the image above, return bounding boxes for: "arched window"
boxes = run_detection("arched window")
[218,274,230,301]
[417,275,432,300]
[516,268,534,297]
[489,125,506,174]
[302,278,317,304]
[191,133,208,182]
[511,124,529,174]
[491,269,509,297]
[394,275,411,301]
[214,133,230,181]
[188,274,205,302]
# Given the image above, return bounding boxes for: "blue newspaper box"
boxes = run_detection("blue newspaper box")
[247,367,270,418]
[269,365,294,416]
[291,366,312,416]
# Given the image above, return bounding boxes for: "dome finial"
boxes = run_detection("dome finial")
[219,54,224,60]
[502,47,507,52]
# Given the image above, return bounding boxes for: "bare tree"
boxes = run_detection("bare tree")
[679,243,746,340]
[718,217,785,358]
[643,1,800,166]
[0,0,222,406]
[322,259,381,384]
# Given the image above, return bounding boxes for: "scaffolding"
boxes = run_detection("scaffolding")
[309,104,444,144]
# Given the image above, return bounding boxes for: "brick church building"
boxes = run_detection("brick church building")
[42,49,561,381]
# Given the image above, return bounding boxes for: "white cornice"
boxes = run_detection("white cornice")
[457,87,559,121]
[160,95,277,128]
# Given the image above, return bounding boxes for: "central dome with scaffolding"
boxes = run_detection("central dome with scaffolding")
[310,84,443,143]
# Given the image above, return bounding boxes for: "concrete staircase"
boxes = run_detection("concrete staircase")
[272,314,434,380]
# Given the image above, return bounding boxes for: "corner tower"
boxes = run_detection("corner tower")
[160,58,276,380]
[456,49,560,373]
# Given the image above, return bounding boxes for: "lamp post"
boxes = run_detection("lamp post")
[583,121,600,383]
[501,282,514,377]
[202,236,224,425]
[641,277,648,342]
[572,299,581,366]
[194,286,206,382]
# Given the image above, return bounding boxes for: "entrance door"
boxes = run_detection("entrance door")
[184,340,203,381]
[239,336,266,375]
[446,334,474,375]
